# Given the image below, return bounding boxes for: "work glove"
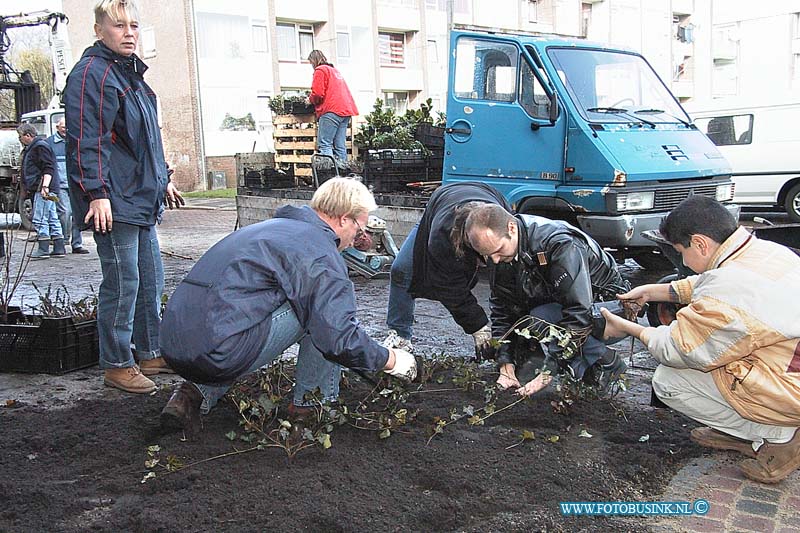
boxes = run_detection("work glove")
[385,348,417,382]
[472,324,494,362]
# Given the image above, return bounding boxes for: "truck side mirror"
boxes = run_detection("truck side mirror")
[549,91,559,123]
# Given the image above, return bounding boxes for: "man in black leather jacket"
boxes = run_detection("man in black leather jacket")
[464,203,629,396]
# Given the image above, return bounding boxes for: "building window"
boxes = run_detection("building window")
[527,0,538,23]
[337,32,351,58]
[383,91,408,113]
[454,0,470,15]
[252,23,268,53]
[581,3,592,38]
[276,22,314,62]
[379,32,405,66]
[140,26,156,59]
[427,39,438,63]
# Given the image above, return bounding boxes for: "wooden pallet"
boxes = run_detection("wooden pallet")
[273,113,356,179]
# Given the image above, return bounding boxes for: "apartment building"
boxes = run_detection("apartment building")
[58,0,798,191]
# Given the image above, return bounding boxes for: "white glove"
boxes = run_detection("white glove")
[385,348,417,381]
[472,324,493,361]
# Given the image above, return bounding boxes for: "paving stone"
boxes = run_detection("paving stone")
[700,488,737,507]
[741,485,783,502]
[778,511,800,529]
[731,512,776,532]
[715,463,748,480]
[676,515,725,532]
[701,501,731,521]
[735,499,778,517]
[701,475,744,492]
[783,496,800,511]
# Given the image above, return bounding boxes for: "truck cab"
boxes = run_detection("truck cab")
[20,108,64,138]
[443,30,738,267]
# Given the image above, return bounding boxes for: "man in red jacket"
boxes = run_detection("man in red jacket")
[308,50,358,167]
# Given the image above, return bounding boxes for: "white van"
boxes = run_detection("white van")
[685,98,800,221]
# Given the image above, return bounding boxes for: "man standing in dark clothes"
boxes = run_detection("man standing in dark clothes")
[381,182,511,360]
[17,123,64,259]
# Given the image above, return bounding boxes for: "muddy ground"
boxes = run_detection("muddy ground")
[0,206,709,532]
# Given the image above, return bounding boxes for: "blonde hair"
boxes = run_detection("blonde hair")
[94,0,140,24]
[310,177,377,219]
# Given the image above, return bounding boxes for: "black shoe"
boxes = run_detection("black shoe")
[160,382,203,434]
[72,247,90,254]
[589,350,627,394]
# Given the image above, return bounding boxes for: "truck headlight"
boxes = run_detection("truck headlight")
[716,183,734,202]
[616,192,654,211]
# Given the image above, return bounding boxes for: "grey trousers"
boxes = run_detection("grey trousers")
[652,365,797,446]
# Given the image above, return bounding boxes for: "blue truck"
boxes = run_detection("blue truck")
[442,30,739,268]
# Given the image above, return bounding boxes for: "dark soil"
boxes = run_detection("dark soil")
[1,360,703,533]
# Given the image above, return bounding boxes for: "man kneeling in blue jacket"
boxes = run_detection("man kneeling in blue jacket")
[159,178,416,433]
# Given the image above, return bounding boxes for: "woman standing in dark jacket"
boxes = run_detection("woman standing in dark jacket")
[64,0,183,394]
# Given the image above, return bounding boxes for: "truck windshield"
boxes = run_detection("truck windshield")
[547,48,689,125]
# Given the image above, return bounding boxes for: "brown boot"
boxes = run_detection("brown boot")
[739,429,800,484]
[160,382,203,434]
[139,356,175,376]
[104,366,157,394]
[690,427,757,458]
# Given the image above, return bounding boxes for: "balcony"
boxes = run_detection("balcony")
[377,5,421,32]
[380,66,423,91]
[275,0,328,23]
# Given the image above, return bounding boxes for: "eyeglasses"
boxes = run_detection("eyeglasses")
[349,217,366,240]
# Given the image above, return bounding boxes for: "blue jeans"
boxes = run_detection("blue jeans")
[94,223,164,369]
[531,303,620,379]
[386,224,418,339]
[32,194,63,240]
[195,302,342,414]
[317,112,350,163]
[56,187,83,248]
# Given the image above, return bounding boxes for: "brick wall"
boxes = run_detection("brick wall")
[205,156,237,189]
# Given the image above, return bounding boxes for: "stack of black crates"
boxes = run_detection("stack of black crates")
[363,124,445,194]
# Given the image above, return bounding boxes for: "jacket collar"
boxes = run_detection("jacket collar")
[274,205,341,248]
[709,226,753,269]
[84,41,148,76]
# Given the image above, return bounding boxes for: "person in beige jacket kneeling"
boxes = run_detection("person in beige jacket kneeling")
[602,196,800,484]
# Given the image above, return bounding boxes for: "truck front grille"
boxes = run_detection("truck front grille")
[653,185,719,210]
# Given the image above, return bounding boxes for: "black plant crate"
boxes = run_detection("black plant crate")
[0,316,99,374]
[263,168,296,189]
[366,149,427,164]
[244,167,296,189]
[365,163,428,193]
[284,101,316,115]
[414,124,445,148]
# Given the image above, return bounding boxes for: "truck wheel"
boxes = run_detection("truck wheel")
[17,194,33,231]
[784,183,800,222]
[646,273,683,327]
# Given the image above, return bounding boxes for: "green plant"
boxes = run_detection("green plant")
[268,93,312,116]
[353,99,430,152]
